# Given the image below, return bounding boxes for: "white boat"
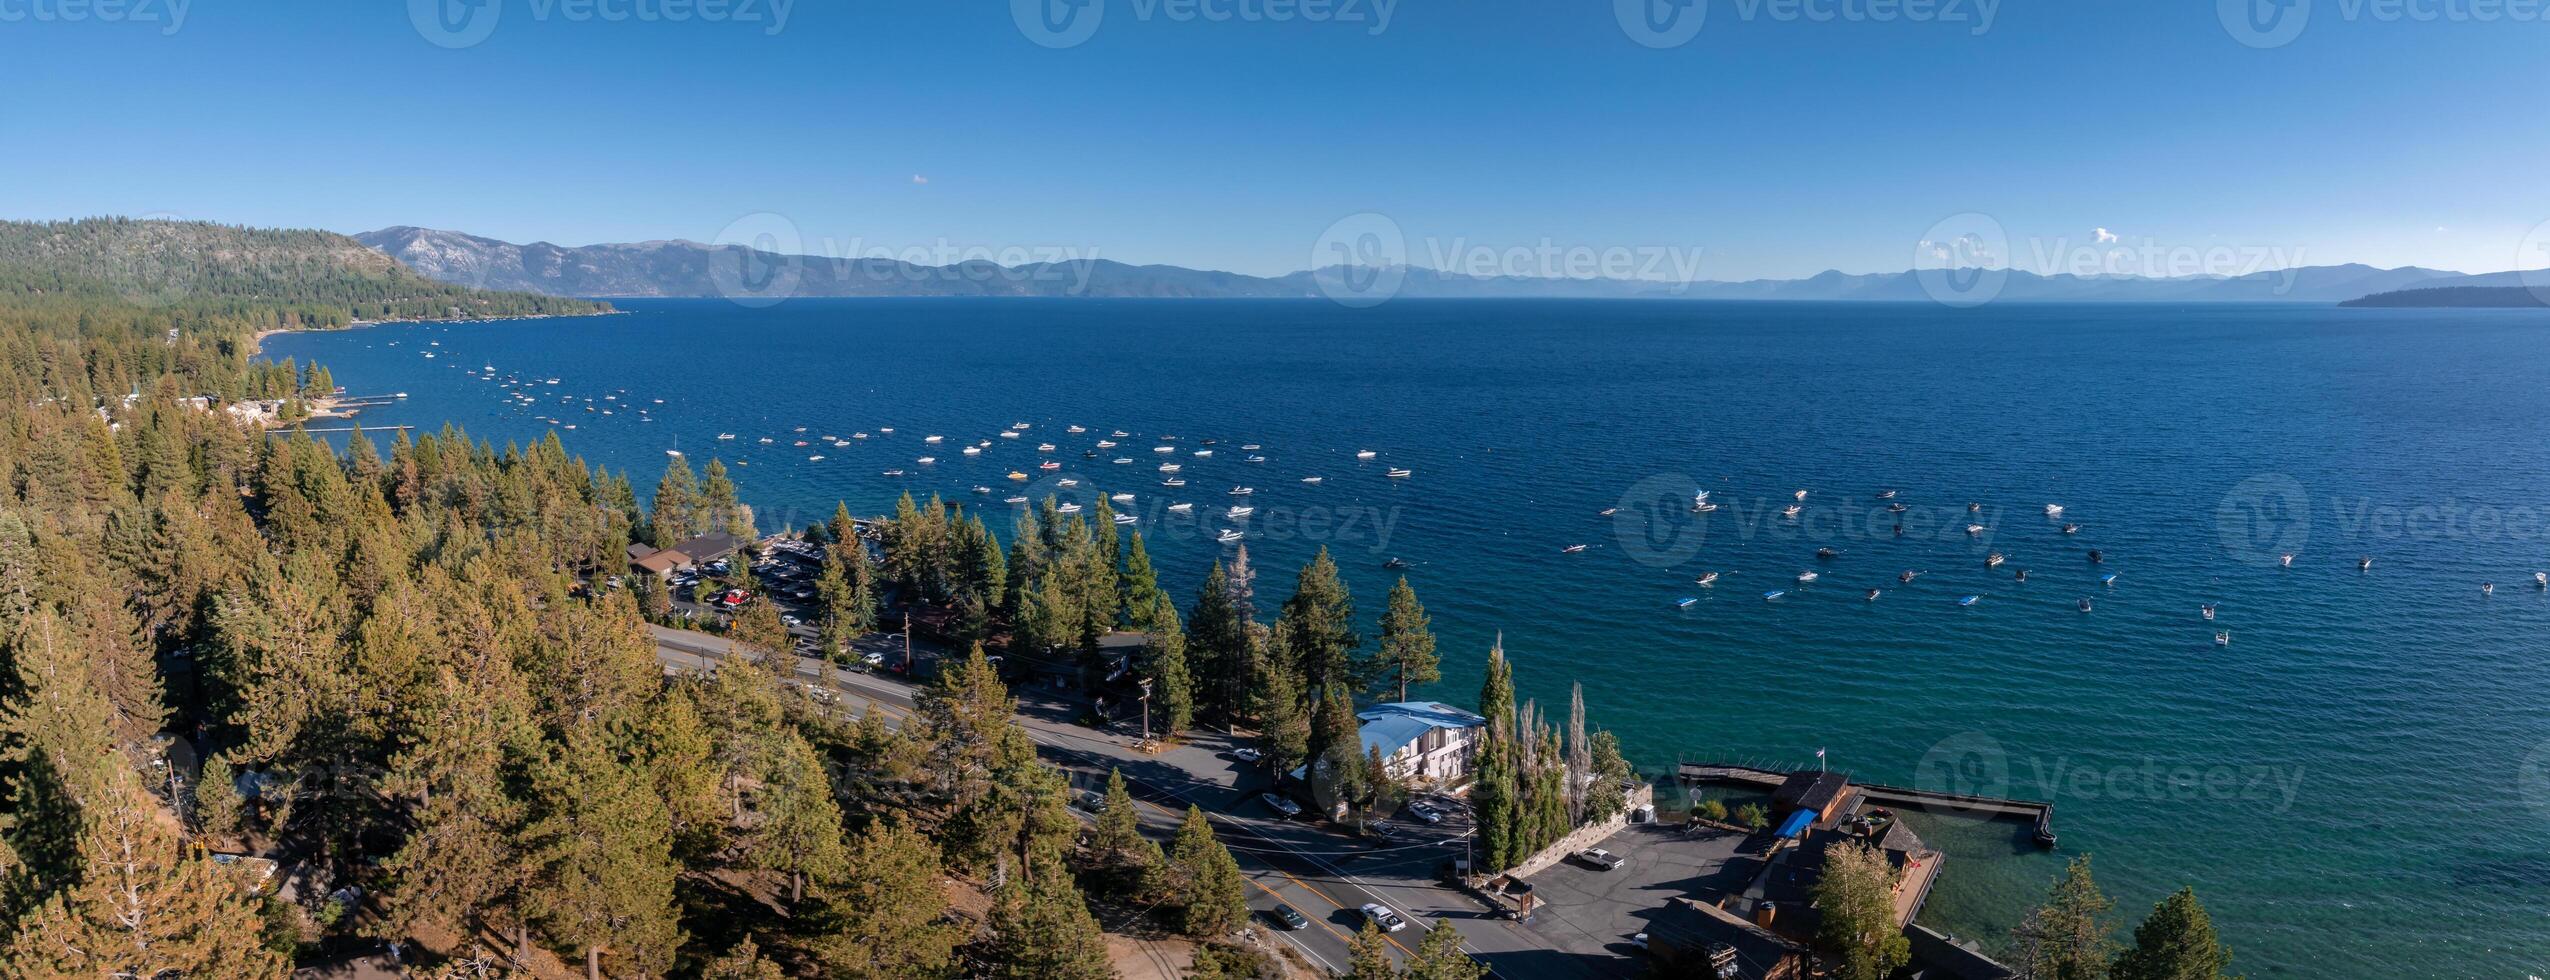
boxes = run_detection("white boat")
[807,454,826,461]
[1068,425,1086,433]
[1057,503,1082,514]
[1794,489,1808,501]
[1057,478,1079,487]
[1781,505,1802,517]
[853,432,870,439]
[1385,468,1412,478]
[2537,572,2548,587]
[1229,486,1254,496]
[1112,430,1130,437]
[1005,495,1029,504]
[1242,444,1261,450]
[1038,443,1056,452]
[881,469,904,476]
[1012,422,1031,430]
[1114,513,1137,524]
[1561,544,1589,554]
[757,437,774,444]
[963,446,982,455]
[1357,450,1378,460]
[916,457,936,465]
[1161,477,1188,487]
[2215,631,2230,646]
[1693,490,1717,513]
[1227,506,1255,518]
[1001,431,1021,439]
[1217,529,1245,543]
[1113,457,1134,464]
[1110,492,1135,502]
[1302,476,1324,483]
[1039,461,1062,471]
[1155,446,1176,453]
[1245,455,1267,463]
[1193,449,1213,457]
[925,435,944,443]
[1695,571,1720,586]
[1965,524,1987,535]
[1160,463,1183,473]
[1796,570,1818,583]
[717,433,737,441]
[1169,502,1194,512]
[1097,440,1117,448]
[972,486,992,494]
[2045,503,2064,516]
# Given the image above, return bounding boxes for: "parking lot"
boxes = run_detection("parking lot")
[1515,823,1760,966]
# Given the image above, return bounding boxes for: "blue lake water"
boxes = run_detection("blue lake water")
[263,298,2550,978]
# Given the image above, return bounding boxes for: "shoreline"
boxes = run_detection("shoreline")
[249,308,624,358]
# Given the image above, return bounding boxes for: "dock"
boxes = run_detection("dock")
[1677,761,2057,847]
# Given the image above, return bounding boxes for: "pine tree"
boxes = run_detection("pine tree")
[1813,840,1910,980]
[648,456,700,547]
[1090,768,1146,865]
[2112,887,2234,980]
[1251,647,1310,776]
[1186,562,1247,723]
[1168,805,1248,938]
[808,817,964,980]
[1144,595,1194,739]
[0,772,287,979]
[2011,855,2117,980]
[519,725,685,980]
[1478,635,1514,728]
[1371,577,1438,702]
[700,936,786,980]
[1276,547,1358,692]
[983,854,1115,980]
[743,732,850,906]
[1122,531,1166,629]
[1346,920,1398,980]
[1406,920,1486,980]
[1310,684,1369,820]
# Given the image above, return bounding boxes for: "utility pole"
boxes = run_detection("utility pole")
[902,610,913,673]
[1139,678,1153,747]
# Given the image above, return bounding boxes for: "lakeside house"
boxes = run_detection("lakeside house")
[1356,700,1487,784]
[627,532,749,581]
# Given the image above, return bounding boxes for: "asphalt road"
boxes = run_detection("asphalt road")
[648,625,1625,979]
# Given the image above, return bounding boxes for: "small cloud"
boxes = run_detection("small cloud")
[2093,227,2119,244]
[910,174,929,185]
[2434,226,2449,234]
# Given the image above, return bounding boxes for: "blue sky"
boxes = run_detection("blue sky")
[1,0,2544,280]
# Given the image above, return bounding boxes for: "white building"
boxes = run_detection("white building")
[1357,701,1487,784]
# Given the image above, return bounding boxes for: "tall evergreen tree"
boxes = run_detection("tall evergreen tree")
[1143,595,1194,740]
[2011,855,2118,980]
[1407,920,1487,980]
[808,817,964,980]
[0,772,287,979]
[1371,576,1438,702]
[1814,840,1911,980]
[648,456,700,547]
[1346,920,1398,980]
[983,855,1114,980]
[520,725,685,980]
[2111,887,2234,980]
[1168,805,1249,938]
[1276,547,1358,693]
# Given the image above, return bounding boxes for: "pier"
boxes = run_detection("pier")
[1677,760,2058,847]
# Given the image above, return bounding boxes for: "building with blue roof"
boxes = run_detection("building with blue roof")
[1356,701,1488,784]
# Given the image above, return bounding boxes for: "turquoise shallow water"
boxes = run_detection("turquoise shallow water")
[265,298,2550,978]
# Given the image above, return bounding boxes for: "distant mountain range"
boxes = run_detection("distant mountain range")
[2340,285,2550,308]
[356,226,2538,305]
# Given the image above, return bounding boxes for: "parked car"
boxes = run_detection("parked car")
[1574,847,1625,871]
[1407,801,1445,825]
[1269,904,1311,931]
[1360,903,1408,932]
[1231,746,1264,764]
[1075,791,1107,813]
[1261,792,1303,818]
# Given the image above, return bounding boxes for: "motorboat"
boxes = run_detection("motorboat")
[2358,556,2373,571]
[1169,502,1194,512]
[879,427,895,434]
[924,435,945,443]
[916,457,936,465]
[2062,523,2079,534]
[1112,430,1130,438]
[1956,595,1980,607]
[1384,557,1410,570]
[972,486,993,494]
[1057,503,1082,514]
[1794,489,1808,501]
[1302,476,1324,484]
[1888,503,1908,513]
[2045,504,2064,517]
[2100,573,2119,586]
[1245,454,1267,463]
[1357,450,1378,460]
[880,469,904,476]
[1193,449,1213,457]
[1386,469,1412,478]
[1816,547,1840,559]
[1114,457,1134,464]
[1162,477,1187,487]
[1227,506,1255,518]
[1160,463,1183,473]
[2078,598,2093,612]
[1876,489,1897,499]
[1038,443,1056,452]
[1111,492,1136,502]
[1796,570,1818,583]
[2215,631,2231,646]
[1114,513,1137,525]
[1899,570,1921,583]
[1005,496,1030,505]
[1218,529,1245,543]
[1965,524,1986,535]
[807,455,826,461]
[1229,486,1254,496]
[1155,446,1176,453]
[1097,440,1117,448]
[1561,544,1589,554]
[1763,590,1785,601]
[1001,431,1021,439]
[2282,554,2296,568]
[717,433,737,441]
[1865,588,1881,601]
[2201,603,2217,620]
[1695,572,1720,586]
[1782,505,1802,518]
[1986,552,2004,568]
[1676,597,1700,608]
[1012,422,1032,430]
[1068,425,1086,433]
[963,446,983,455]
[1056,478,1078,487]
[1008,471,1030,481]
[1039,461,1062,471]
[1242,444,1261,450]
